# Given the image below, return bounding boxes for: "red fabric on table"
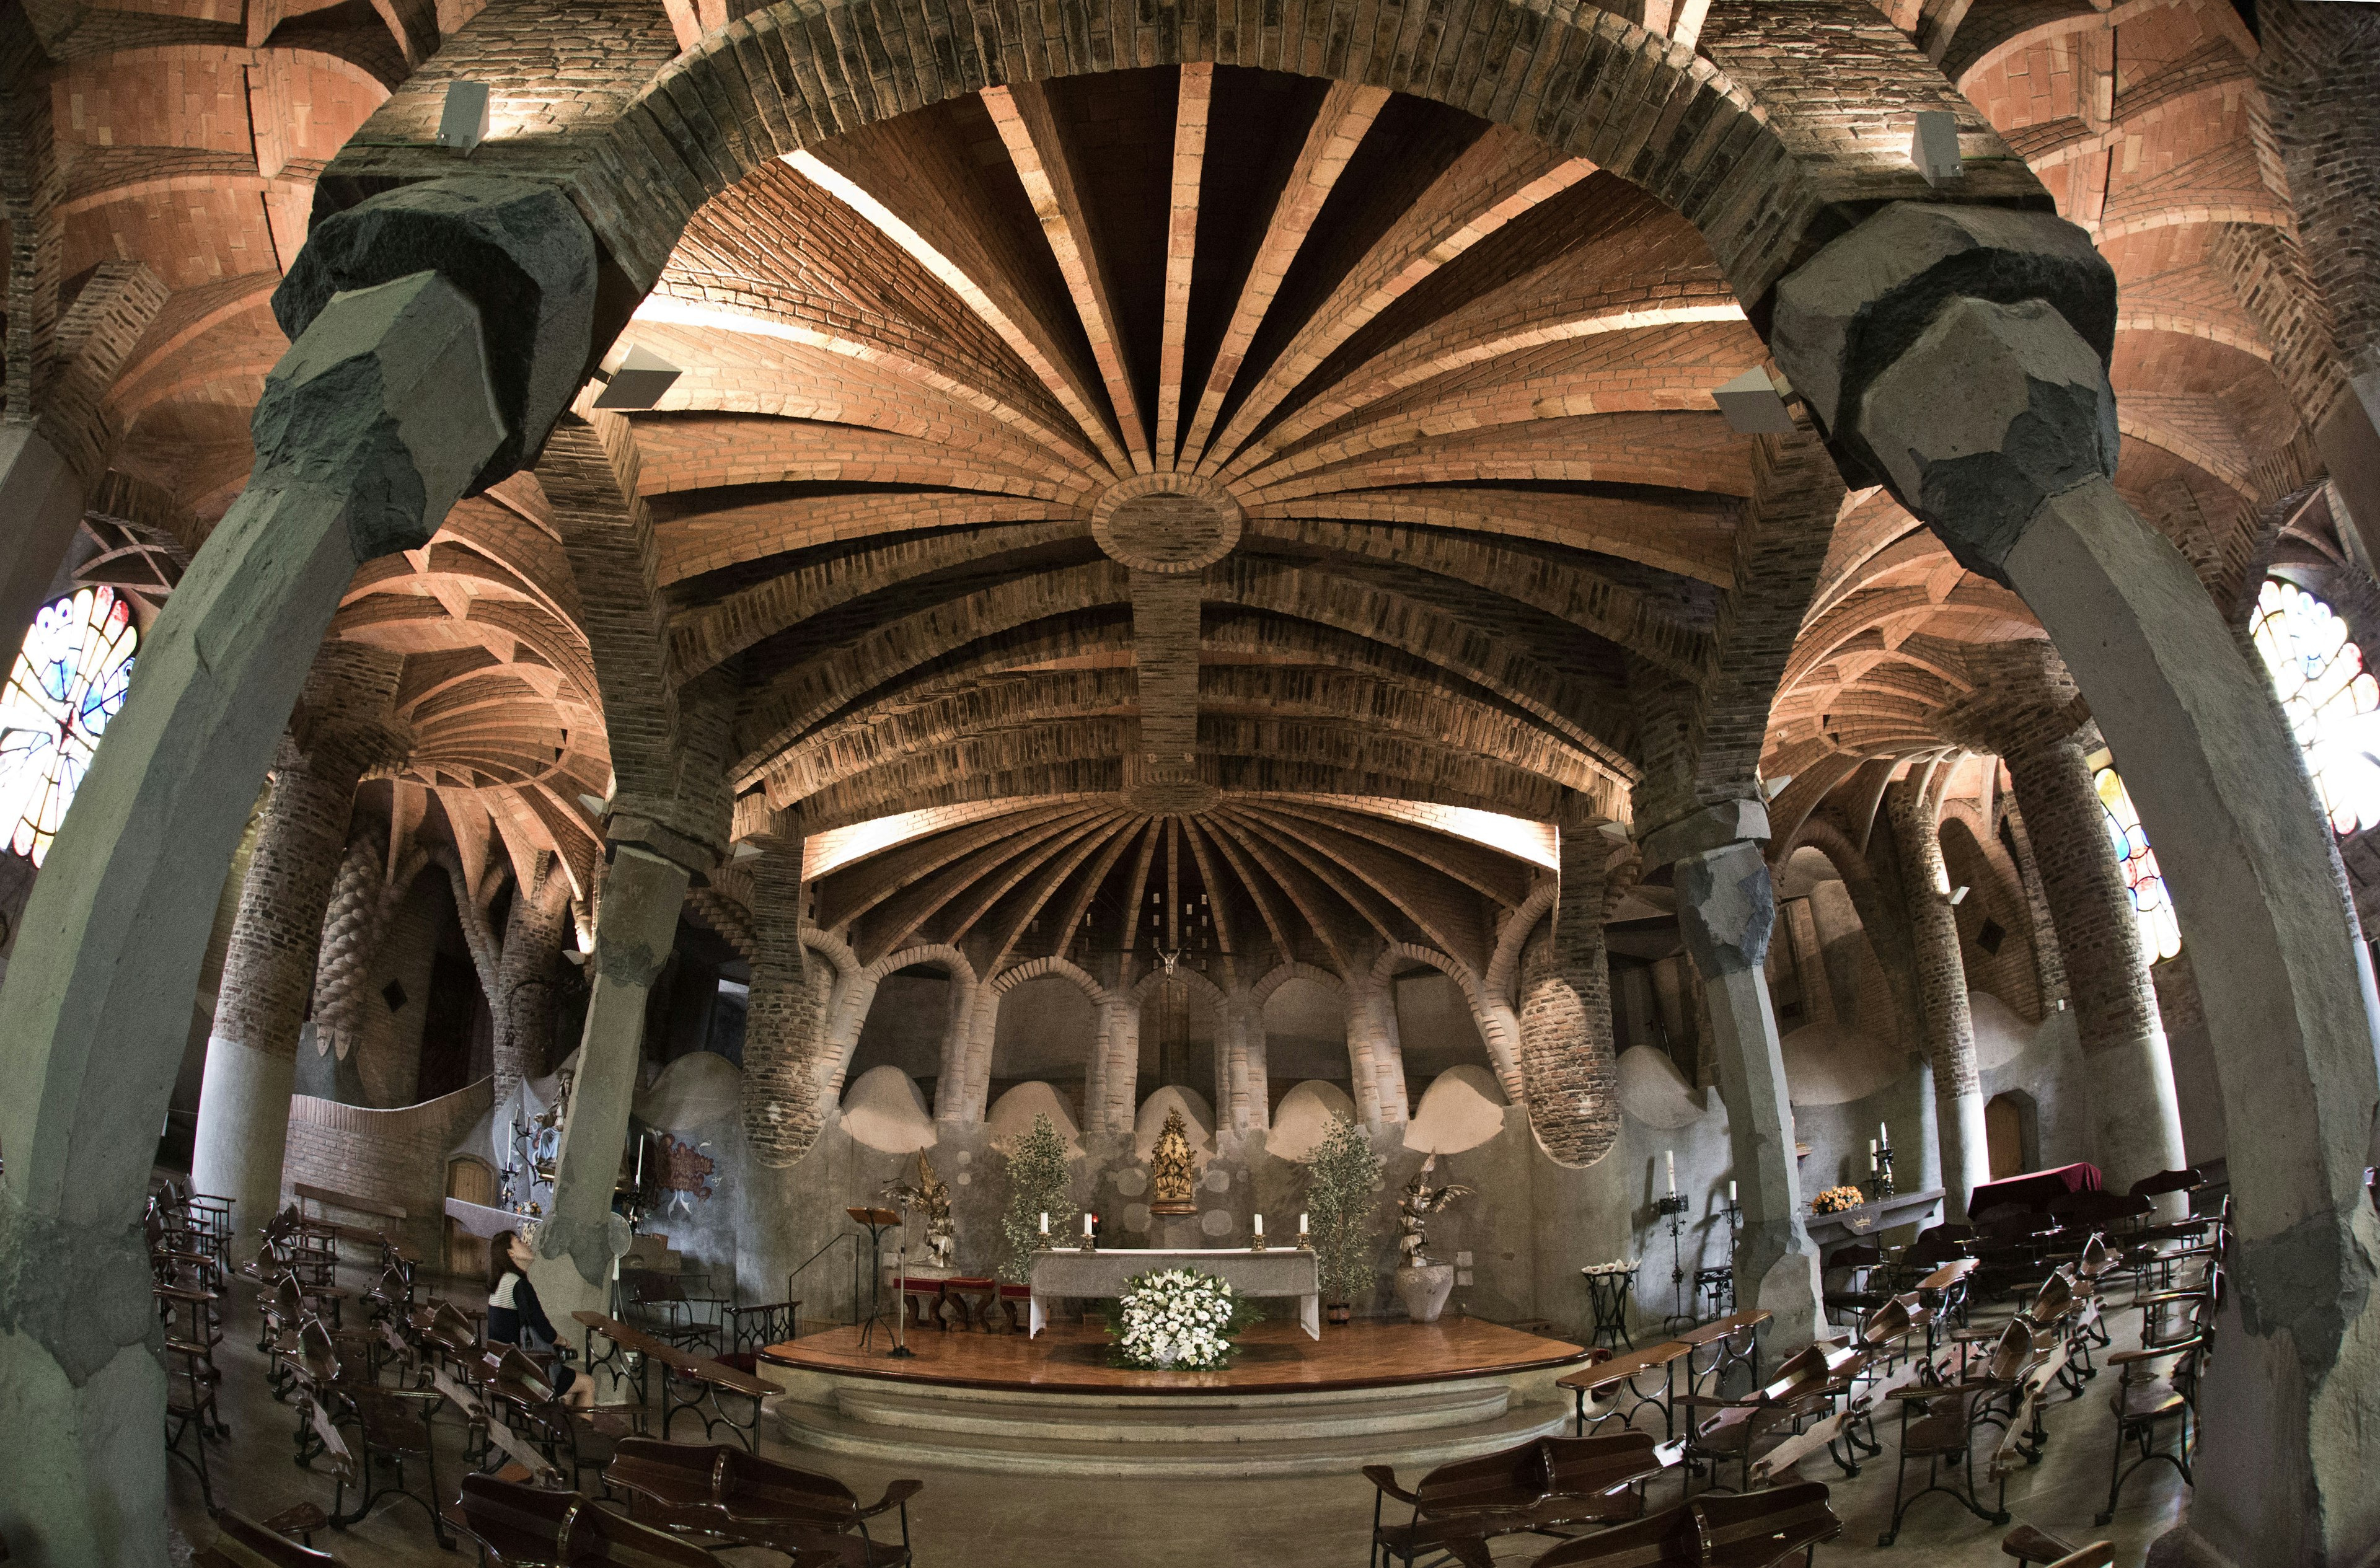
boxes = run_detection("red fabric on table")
[1969,1162,2103,1214]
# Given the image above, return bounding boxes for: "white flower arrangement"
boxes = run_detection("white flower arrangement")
[1105,1266,1263,1370]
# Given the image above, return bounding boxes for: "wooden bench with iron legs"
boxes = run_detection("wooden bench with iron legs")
[447,1473,733,1566]
[574,1311,778,1453]
[1362,1430,1679,1568]
[1442,1481,1841,1568]
[605,1437,921,1566]
[1671,1308,1771,1402]
[1558,1341,1692,1439]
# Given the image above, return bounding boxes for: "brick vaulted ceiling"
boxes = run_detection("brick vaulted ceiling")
[5,0,2323,932]
[638,66,1753,848]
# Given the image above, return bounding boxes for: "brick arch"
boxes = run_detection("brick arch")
[1372,940,1522,1101]
[1128,964,1228,1006]
[1251,961,1347,1008]
[992,954,1113,1008]
[1484,881,1558,1010]
[861,942,979,990]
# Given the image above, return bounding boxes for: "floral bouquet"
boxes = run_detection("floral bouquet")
[1103,1266,1265,1370]
[1810,1185,1866,1215]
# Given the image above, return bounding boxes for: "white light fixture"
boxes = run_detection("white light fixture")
[1948,885,1970,905]
[436,81,491,156]
[1911,110,1964,187]
[591,343,682,410]
[1713,366,1794,434]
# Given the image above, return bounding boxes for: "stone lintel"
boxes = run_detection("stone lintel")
[603,809,724,882]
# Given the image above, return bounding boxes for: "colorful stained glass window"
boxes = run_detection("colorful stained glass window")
[2087,748,2180,962]
[2250,578,2380,835]
[0,587,137,867]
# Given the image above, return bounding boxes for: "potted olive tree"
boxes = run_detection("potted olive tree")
[1303,1113,1383,1324]
[998,1114,1078,1282]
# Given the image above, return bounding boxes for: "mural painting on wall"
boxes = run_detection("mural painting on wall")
[657,1135,715,1215]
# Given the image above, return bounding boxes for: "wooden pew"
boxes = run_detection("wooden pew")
[1671,1308,1770,1398]
[1446,1481,1839,1568]
[573,1311,778,1452]
[604,1438,919,1564]
[1558,1341,1691,1438]
[191,1511,335,1568]
[1363,1430,1678,1568]
[448,1474,728,1566]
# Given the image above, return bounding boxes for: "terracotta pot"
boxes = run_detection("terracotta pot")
[1395,1263,1455,1324]
[1326,1302,1354,1326]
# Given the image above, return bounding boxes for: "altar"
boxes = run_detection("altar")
[1028,1247,1322,1339]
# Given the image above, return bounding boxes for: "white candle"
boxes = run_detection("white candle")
[1666,1150,1677,1194]
[1299,1212,1309,1233]
[1880,1122,1889,1148]
[1084,1213,1094,1236]
[634,1136,645,1187]
[1040,1212,1050,1235]
[1869,1139,1878,1156]
[1254,1214,1264,1236]
[1728,1181,1737,1204]
[1871,1153,1880,1174]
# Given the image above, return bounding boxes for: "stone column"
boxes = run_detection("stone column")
[1882,769,1990,1221]
[524,841,695,1332]
[493,850,575,1106]
[1941,648,2186,1198]
[1770,200,2380,1568]
[0,177,596,1567]
[1649,801,1823,1352]
[1515,810,1620,1166]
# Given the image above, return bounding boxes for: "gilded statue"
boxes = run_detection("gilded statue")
[1149,1108,1197,1215]
[884,1153,956,1269]
[1396,1155,1474,1268]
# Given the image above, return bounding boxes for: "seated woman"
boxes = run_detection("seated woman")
[487,1230,594,1407]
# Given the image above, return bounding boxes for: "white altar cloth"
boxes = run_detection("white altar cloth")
[1028,1247,1322,1339]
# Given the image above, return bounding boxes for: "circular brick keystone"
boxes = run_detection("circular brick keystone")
[1092,473,1244,573]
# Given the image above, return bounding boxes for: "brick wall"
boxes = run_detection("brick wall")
[282,1077,495,1266]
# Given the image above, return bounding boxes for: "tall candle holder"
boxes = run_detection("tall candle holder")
[1656,1192,1695,1332]
[1874,1142,1897,1199]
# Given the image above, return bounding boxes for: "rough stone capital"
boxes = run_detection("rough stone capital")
[247,273,506,562]
[1638,798,1770,868]
[0,1202,159,1383]
[1673,838,1777,977]
[603,809,725,883]
[273,177,597,491]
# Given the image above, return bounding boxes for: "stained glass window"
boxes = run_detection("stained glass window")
[0,587,137,867]
[2250,578,2380,835]
[2087,747,2181,962]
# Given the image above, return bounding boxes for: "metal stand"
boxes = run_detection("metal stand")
[1580,1264,1638,1350]
[1657,1194,1695,1332]
[888,1197,915,1359]
[847,1207,902,1353]
[1697,1198,1743,1320]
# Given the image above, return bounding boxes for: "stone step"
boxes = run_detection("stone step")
[774,1389,1569,1478]
[833,1378,1512,1443]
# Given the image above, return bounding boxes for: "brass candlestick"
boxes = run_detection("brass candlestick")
[1250,1228,1268,1252]
[1296,1231,1312,1252]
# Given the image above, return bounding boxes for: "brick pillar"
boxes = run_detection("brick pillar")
[1994,796,2071,1013]
[1940,646,2187,1199]
[740,837,825,1169]
[493,852,574,1106]
[1651,801,1822,1351]
[1882,769,1990,1221]
[189,738,363,1257]
[1515,811,1620,1166]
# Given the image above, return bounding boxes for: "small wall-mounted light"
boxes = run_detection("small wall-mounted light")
[1713,366,1794,434]
[437,81,491,156]
[591,343,683,410]
[1911,110,1964,188]
[1948,885,1970,905]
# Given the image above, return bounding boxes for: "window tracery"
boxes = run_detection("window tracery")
[0,587,138,867]
[2250,578,2380,835]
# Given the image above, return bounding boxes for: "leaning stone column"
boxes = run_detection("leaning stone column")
[1649,800,1823,1352]
[1771,200,2380,1568]
[1515,804,1621,1166]
[1939,648,2186,1199]
[524,835,702,1332]
[1881,769,1990,1221]
[0,177,596,1567]
[492,850,575,1106]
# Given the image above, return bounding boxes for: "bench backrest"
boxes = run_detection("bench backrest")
[196,1511,336,1568]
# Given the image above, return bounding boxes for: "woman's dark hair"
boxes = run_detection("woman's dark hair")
[489,1230,522,1292]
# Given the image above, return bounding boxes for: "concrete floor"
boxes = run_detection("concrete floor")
[164,1269,2193,1567]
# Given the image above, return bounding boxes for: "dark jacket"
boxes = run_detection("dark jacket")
[487,1267,559,1347]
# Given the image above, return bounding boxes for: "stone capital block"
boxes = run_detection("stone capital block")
[274,177,597,491]
[1674,839,1776,978]
[1639,798,1769,868]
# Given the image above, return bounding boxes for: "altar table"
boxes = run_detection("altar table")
[1027,1248,1321,1339]
[1969,1162,2102,1215]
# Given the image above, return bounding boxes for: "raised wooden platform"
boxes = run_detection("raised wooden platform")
[759,1318,1590,1476]
[760,1316,1587,1394]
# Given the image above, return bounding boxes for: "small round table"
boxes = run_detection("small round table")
[1579,1262,1639,1350]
